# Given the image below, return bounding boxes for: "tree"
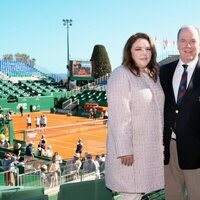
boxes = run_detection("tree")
[2,53,36,67]
[15,53,29,64]
[90,45,111,79]
[28,58,36,66]
[2,54,14,60]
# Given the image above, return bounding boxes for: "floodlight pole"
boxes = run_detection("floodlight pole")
[62,19,73,70]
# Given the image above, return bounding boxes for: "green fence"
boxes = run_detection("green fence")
[20,174,41,187]
[0,96,54,113]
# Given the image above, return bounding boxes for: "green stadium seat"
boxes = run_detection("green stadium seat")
[20,195,48,200]
[58,179,113,200]
[0,187,45,200]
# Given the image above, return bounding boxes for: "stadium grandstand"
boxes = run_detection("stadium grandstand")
[0,53,179,200]
[0,60,47,82]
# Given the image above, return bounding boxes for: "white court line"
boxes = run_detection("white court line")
[26,119,106,132]
[48,143,75,150]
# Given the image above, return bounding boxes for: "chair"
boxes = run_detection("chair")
[58,179,113,200]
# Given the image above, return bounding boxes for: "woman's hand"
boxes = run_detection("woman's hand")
[120,155,134,166]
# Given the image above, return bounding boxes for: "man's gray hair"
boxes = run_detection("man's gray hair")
[177,25,200,41]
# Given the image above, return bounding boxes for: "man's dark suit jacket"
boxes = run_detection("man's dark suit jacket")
[160,58,200,169]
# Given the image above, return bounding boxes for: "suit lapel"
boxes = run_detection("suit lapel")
[184,58,200,98]
[168,61,178,105]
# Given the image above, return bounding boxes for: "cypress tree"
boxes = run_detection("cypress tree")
[91,45,111,79]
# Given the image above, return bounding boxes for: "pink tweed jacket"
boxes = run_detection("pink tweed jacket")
[105,66,164,193]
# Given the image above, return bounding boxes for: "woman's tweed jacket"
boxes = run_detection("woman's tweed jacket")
[105,66,164,193]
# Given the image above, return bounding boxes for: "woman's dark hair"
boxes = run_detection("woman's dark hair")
[122,32,159,82]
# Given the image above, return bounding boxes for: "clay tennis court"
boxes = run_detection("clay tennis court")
[11,112,107,159]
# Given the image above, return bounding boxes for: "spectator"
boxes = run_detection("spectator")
[72,153,82,172]
[35,116,40,129]
[3,139,9,148]
[35,144,45,156]
[2,153,17,186]
[83,154,97,174]
[103,110,108,125]
[40,115,44,128]
[92,107,97,120]
[67,153,82,179]
[75,138,83,156]
[40,134,46,144]
[26,114,31,129]
[45,145,53,157]
[0,140,4,147]
[41,164,48,185]
[5,112,11,120]
[95,154,105,175]
[25,141,34,161]
[40,135,46,150]
[52,152,62,164]
[49,160,60,188]
[94,155,100,179]
[89,108,93,119]
[101,153,106,162]
[16,157,25,167]
[40,115,47,132]
[0,139,9,148]
[43,115,47,127]
[19,105,24,117]
[13,143,22,158]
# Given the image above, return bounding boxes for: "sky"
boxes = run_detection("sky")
[1,0,200,73]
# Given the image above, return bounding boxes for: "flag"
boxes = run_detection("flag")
[163,39,169,49]
[154,36,159,47]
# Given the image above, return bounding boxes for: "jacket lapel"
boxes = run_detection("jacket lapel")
[183,58,200,99]
[168,61,178,105]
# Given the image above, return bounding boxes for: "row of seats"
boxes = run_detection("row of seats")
[0,80,68,99]
[0,179,165,200]
[56,89,107,109]
[70,90,107,106]
[0,60,44,78]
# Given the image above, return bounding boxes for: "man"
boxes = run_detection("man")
[160,25,200,199]
[19,105,24,117]
[25,141,34,161]
[70,153,82,179]
[83,154,97,174]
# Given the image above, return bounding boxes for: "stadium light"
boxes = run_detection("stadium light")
[62,19,73,70]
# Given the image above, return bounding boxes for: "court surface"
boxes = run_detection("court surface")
[11,112,107,159]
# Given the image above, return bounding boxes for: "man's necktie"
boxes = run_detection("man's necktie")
[177,64,188,105]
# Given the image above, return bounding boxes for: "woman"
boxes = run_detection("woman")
[105,33,164,200]
[49,160,60,188]
[13,143,22,158]
[52,152,62,164]
[75,138,83,156]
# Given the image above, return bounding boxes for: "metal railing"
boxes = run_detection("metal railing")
[18,169,42,187]
[62,98,72,109]
[0,166,97,188]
